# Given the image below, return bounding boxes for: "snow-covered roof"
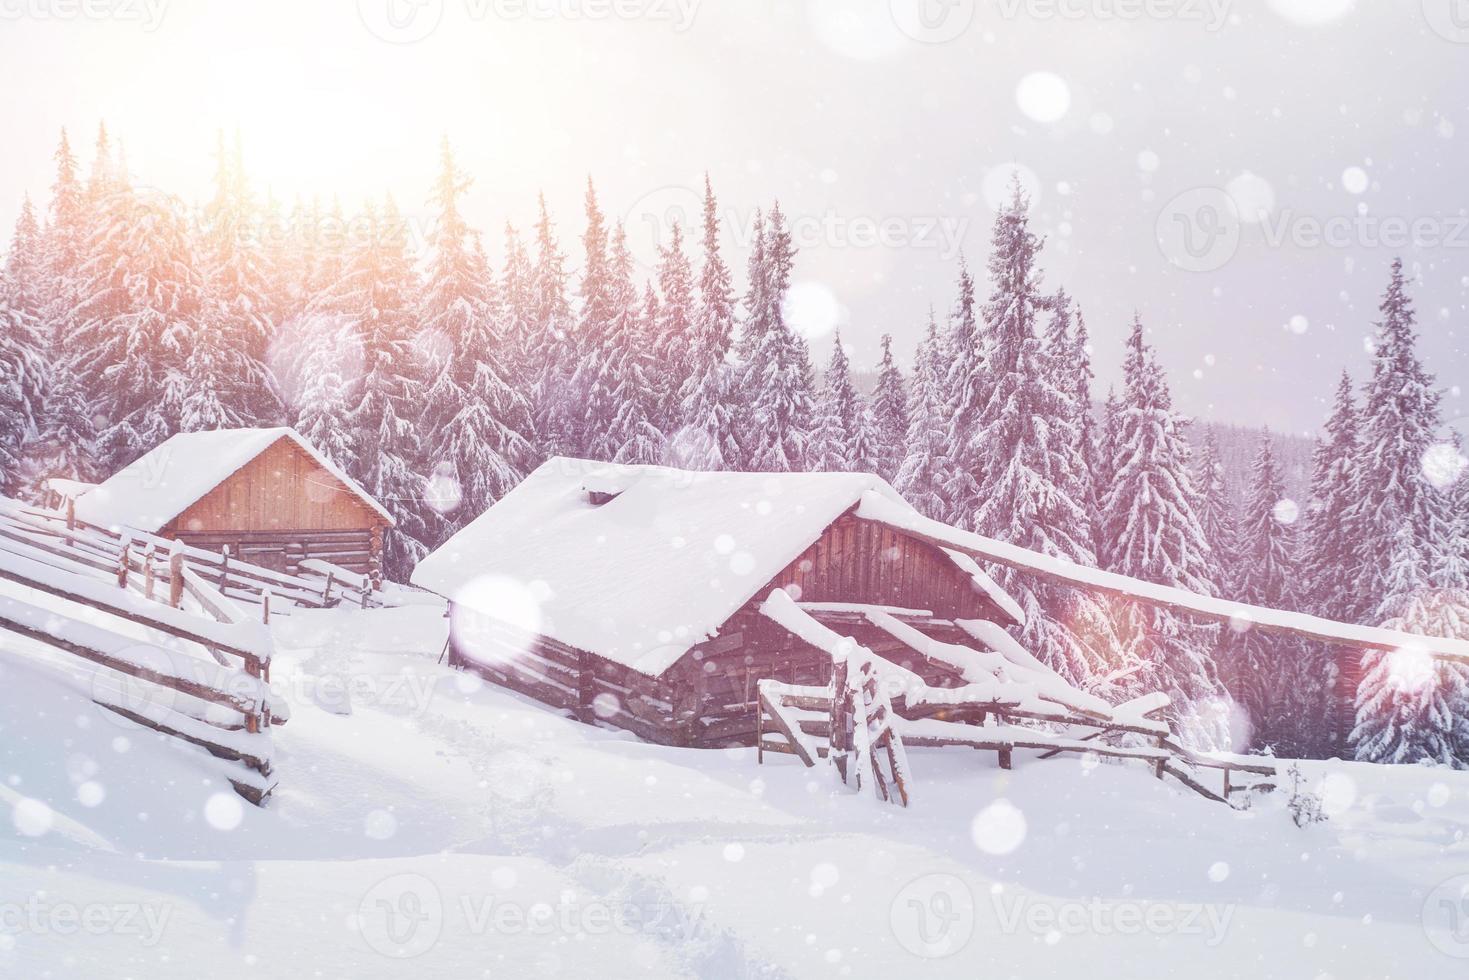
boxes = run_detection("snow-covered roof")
[73,427,394,533]
[413,457,1020,677]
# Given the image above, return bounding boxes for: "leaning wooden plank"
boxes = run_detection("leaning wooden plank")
[856,490,1469,666]
[0,540,272,667]
[95,701,274,774]
[181,567,250,625]
[756,684,815,767]
[1160,761,1228,804]
[0,595,286,725]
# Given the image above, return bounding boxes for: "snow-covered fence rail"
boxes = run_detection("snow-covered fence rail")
[756,589,1274,806]
[0,515,288,804]
[0,496,404,610]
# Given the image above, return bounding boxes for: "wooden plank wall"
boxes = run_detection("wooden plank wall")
[166,437,381,535]
[767,514,998,620]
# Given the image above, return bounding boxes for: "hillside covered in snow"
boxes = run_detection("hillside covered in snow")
[4,604,1466,978]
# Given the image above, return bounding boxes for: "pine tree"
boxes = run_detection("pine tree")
[653,218,696,431]
[418,138,534,537]
[307,198,429,579]
[671,174,739,471]
[70,186,209,467]
[605,241,667,466]
[1195,433,1240,596]
[894,311,949,517]
[1352,524,1469,767]
[1223,435,1318,750]
[868,334,909,483]
[0,273,44,495]
[201,132,282,424]
[528,194,576,459]
[1344,259,1443,625]
[1102,318,1229,748]
[809,333,861,472]
[499,222,537,408]
[938,256,984,526]
[743,204,814,471]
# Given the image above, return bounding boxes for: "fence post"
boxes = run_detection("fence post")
[360,574,369,610]
[168,547,185,608]
[116,539,130,589]
[220,545,230,597]
[322,571,334,607]
[143,545,156,601]
[262,590,271,626]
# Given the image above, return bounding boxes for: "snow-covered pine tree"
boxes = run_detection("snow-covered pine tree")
[1195,432,1240,597]
[1101,318,1230,748]
[200,132,282,425]
[653,218,696,432]
[1049,297,1102,543]
[808,333,861,472]
[1222,435,1320,751]
[868,334,908,484]
[499,222,537,413]
[953,190,1119,691]
[1352,524,1469,767]
[894,310,949,517]
[606,237,667,466]
[528,194,577,459]
[70,185,211,467]
[293,320,354,474]
[1343,259,1443,625]
[671,174,739,471]
[938,255,984,527]
[563,178,616,458]
[307,198,430,579]
[418,138,534,538]
[0,270,44,495]
[743,203,814,471]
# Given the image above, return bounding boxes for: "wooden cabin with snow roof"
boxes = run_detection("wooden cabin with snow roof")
[69,428,394,581]
[411,457,1026,748]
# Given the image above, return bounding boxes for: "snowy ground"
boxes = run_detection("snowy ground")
[3,604,1468,979]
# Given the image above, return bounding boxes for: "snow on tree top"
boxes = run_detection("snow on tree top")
[412,457,1024,677]
[72,427,394,533]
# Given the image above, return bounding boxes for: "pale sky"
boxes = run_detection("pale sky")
[1,0,1465,438]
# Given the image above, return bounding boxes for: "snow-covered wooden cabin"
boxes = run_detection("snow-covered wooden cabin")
[412,458,1024,747]
[72,428,394,579]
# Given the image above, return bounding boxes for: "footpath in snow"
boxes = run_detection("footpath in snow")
[3,604,1468,978]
